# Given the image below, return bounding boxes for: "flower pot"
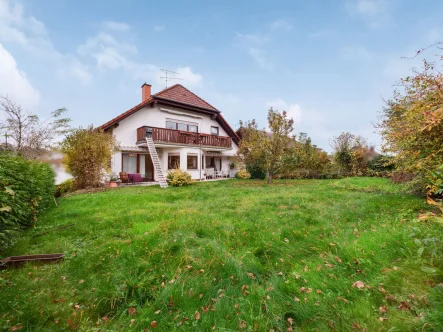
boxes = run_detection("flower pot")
[108,181,118,188]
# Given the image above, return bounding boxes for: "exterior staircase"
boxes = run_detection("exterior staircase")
[145,137,168,188]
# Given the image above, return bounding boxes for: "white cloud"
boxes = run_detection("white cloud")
[236,31,274,70]
[78,29,203,88]
[0,43,40,110]
[0,0,92,85]
[102,21,130,32]
[346,0,390,28]
[249,48,273,71]
[356,0,380,15]
[270,19,293,31]
[236,32,270,45]
[176,67,203,86]
[266,99,301,124]
[57,56,92,85]
[154,25,164,32]
[77,32,137,71]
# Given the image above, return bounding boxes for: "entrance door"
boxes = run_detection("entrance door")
[144,154,154,181]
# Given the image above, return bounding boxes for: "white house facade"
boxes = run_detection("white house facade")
[101,83,240,182]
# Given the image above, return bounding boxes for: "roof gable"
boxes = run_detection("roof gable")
[154,84,218,112]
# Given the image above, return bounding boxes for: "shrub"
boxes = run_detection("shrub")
[0,153,55,250]
[380,58,443,193]
[61,126,118,189]
[55,178,76,197]
[247,164,266,179]
[236,169,251,179]
[166,169,194,187]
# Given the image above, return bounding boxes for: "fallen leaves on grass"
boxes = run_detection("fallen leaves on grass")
[352,281,365,289]
[398,302,411,311]
[300,287,312,293]
[379,306,387,313]
[337,297,349,304]
[195,311,201,320]
[150,321,158,328]
[247,272,256,280]
[128,307,136,316]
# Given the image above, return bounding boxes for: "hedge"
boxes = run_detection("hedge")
[0,153,55,251]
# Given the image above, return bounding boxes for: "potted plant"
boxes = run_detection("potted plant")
[108,176,119,188]
[229,162,235,170]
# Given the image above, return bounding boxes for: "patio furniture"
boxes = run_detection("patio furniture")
[221,168,229,178]
[214,169,222,178]
[119,172,132,185]
[128,173,142,183]
[205,168,215,179]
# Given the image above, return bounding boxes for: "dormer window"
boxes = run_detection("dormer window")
[211,126,219,135]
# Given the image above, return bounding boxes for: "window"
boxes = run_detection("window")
[122,153,137,173]
[168,154,180,169]
[177,123,188,131]
[166,121,176,130]
[211,126,219,135]
[165,120,198,133]
[187,154,198,169]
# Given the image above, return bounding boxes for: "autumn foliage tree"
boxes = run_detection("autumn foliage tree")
[237,109,294,183]
[380,57,443,193]
[332,132,369,176]
[61,126,118,189]
[281,133,330,178]
[0,95,70,159]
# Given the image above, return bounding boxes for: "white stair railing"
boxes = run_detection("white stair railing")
[145,137,168,188]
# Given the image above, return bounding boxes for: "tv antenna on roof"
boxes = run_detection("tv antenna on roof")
[160,69,183,88]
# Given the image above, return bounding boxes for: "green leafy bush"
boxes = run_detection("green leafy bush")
[166,169,194,187]
[0,153,55,250]
[235,169,251,179]
[246,164,266,179]
[55,178,75,197]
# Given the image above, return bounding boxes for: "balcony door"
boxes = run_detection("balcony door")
[144,154,154,181]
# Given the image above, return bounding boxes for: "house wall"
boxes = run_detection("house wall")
[108,103,238,180]
[111,104,232,147]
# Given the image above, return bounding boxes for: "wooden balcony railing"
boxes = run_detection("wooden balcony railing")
[137,126,232,148]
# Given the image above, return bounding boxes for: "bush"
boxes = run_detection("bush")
[166,169,194,187]
[0,153,55,250]
[247,164,266,179]
[236,169,251,179]
[61,126,118,189]
[55,178,76,197]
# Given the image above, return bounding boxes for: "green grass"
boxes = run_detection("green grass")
[1,178,442,331]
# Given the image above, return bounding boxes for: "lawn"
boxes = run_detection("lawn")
[1,178,442,331]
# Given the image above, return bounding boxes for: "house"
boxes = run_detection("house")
[101,83,240,184]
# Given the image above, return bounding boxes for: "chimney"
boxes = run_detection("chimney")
[141,83,151,102]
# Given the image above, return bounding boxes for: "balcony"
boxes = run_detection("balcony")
[137,126,232,148]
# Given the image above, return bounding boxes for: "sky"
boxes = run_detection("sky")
[1,0,442,152]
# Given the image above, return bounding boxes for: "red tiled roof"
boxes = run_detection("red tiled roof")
[154,84,218,112]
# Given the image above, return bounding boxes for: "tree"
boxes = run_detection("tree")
[61,126,119,189]
[379,56,443,193]
[331,132,368,176]
[280,133,331,179]
[237,108,294,183]
[0,95,70,159]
